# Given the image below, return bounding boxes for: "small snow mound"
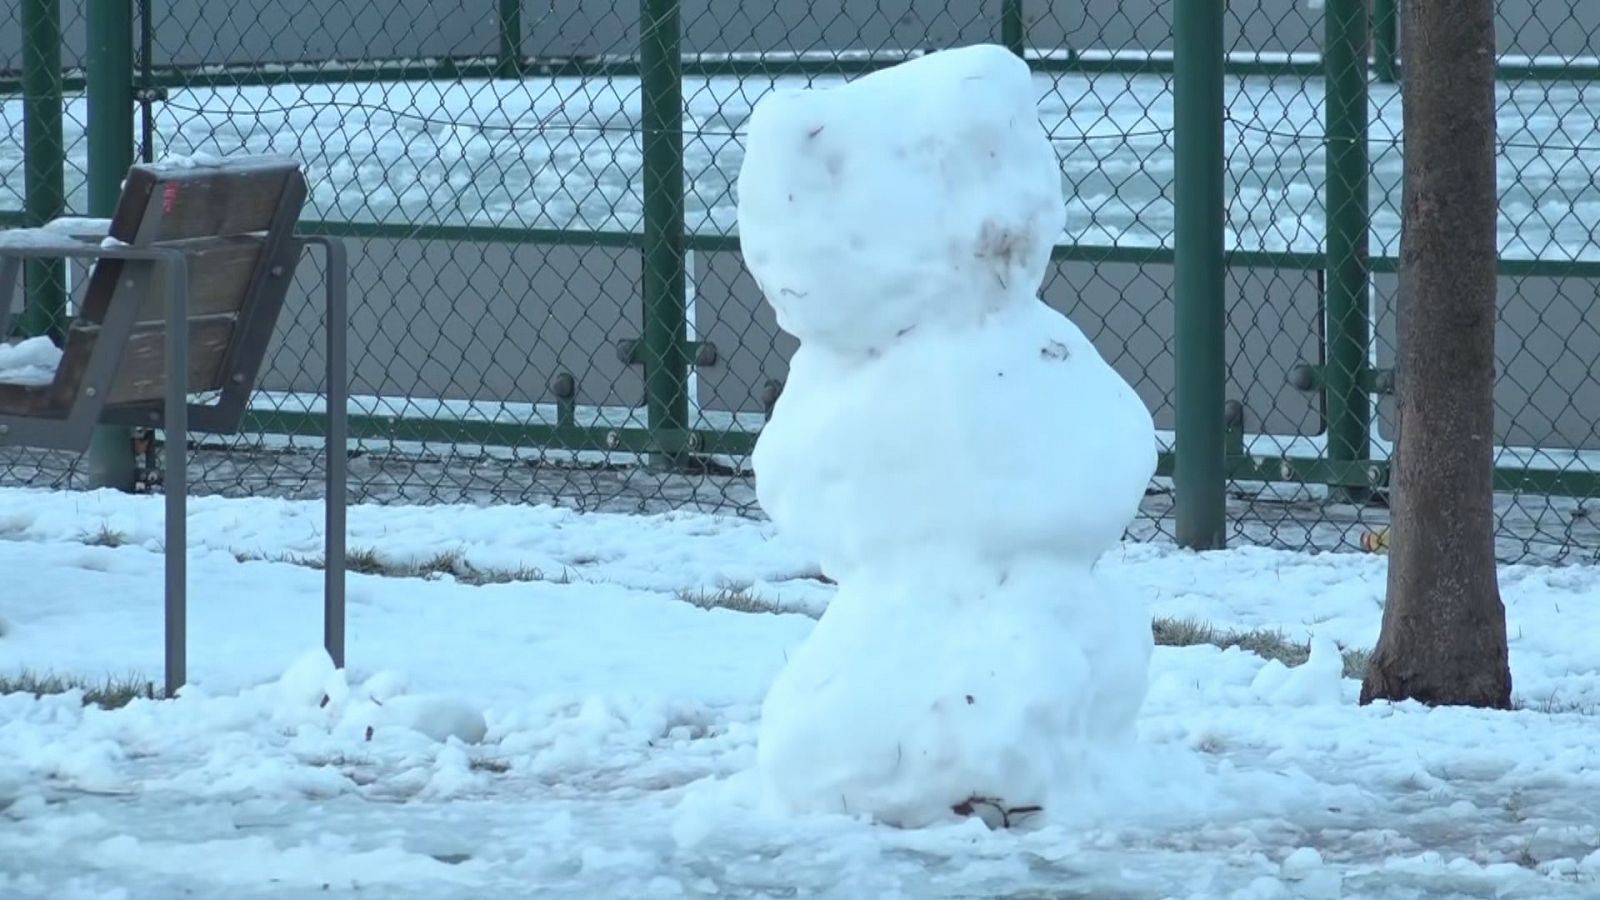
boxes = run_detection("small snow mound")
[153,151,224,170]
[1230,876,1288,899]
[357,669,410,703]
[419,740,480,799]
[1281,846,1324,877]
[1250,637,1345,707]
[368,694,489,745]
[0,337,63,387]
[274,648,347,709]
[40,216,111,235]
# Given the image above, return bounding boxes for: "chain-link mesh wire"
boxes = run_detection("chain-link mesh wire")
[1,0,92,489]
[1441,4,1600,563]
[1366,1,1600,563]
[1,0,1597,562]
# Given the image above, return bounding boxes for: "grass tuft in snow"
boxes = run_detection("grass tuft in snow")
[1340,647,1372,680]
[81,523,129,548]
[1151,616,1370,679]
[345,547,387,575]
[1515,693,1600,716]
[236,547,574,586]
[0,670,158,708]
[676,587,788,615]
[454,562,573,587]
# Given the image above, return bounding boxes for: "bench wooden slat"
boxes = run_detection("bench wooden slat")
[112,156,306,245]
[106,319,236,405]
[141,237,261,323]
[44,318,235,408]
[0,380,63,416]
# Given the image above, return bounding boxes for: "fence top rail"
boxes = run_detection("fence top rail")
[3,48,1599,95]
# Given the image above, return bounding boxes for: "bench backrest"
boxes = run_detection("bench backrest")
[56,156,309,430]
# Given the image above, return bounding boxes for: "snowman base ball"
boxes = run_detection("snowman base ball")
[754,561,1154,829]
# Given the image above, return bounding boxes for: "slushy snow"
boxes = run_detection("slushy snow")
[4,489,1600,897]
[740,45,1160,827]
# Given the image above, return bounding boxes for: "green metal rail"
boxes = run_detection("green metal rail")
[1172,0,1228,549]
[5,49,1600,97]
[81,0,139,491]
[18,0,67,342]
[1322,0,1373,506]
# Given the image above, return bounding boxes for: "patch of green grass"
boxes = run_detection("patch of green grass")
[676,587,788,616]
[1152,616,1370,679]
[0,670,158,709]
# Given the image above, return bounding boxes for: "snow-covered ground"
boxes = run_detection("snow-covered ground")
[3,487,1600,898]
[2,72,1598,258]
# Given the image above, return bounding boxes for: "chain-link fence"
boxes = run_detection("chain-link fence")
[2,0,1598,563]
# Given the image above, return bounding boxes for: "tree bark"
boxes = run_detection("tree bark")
[1359,0,1512,709]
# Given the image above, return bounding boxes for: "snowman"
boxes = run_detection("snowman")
[738,44,1159,828]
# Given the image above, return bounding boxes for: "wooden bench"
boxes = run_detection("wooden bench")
[0,154,349,697]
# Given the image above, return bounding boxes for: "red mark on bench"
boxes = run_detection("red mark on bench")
[162,182,181,214]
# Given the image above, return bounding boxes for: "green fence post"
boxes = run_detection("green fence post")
[1372,0,1399,84]
[497,0,523,78]
[639,0,690,466]
[1172,0,1228,550]
[19,0,67,342]
[137,0,156,162]
[85,0,138,491]
[1000,0,1026,58]
[1324,0,1372,504]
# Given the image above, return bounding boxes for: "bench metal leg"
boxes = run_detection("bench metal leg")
[162,257,191,697]
[305,236,348,670]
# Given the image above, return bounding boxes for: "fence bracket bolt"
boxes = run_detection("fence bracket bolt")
[616,338,718,367]
[1288,363,1395,396]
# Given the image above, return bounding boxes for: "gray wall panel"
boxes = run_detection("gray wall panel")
[692,247,1323,436]
[1376,272,1600,451]
[266,239,644,410]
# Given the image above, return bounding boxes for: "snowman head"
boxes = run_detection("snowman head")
[735,44,1067,355]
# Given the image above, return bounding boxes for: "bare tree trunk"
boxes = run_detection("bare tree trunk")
[1359,0,1512,709]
